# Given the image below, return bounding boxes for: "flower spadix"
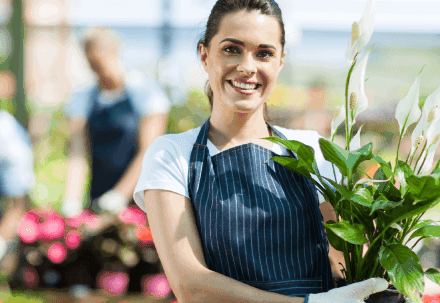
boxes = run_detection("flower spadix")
[345,0,376,64]
[347,50,370,127]
[395,75,421,137]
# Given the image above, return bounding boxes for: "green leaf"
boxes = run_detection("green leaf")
[411,225,440,239]
[390,196,440,230]
[379,243,424,297]
[425,268,440,286]
[396,160,414,196]
[324,220,345,251]
[373,155,393,179]
[319,138,349,176]
[264,137,318,174]
[370,194,404,215]
[433,160,440,174]
[323,221,368,245]
[349,187,374,208]
[413,219,436,230]
[270,157,313,179]
[407,173,440,202]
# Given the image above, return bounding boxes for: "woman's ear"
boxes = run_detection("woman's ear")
[199,43,209,72]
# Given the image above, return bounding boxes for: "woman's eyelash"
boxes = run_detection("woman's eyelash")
[223,46,241,54]
[257,50,275,58]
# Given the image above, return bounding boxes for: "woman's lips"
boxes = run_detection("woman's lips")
[227,80,260,95]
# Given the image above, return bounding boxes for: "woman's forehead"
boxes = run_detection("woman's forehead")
[215,10,282,47]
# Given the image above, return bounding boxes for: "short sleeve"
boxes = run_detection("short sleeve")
[133,136,188,212]
[0,112,35,197]
[127,75,171,117]
[64,86,95,120]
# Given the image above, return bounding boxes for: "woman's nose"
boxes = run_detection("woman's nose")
[236,53,257,76]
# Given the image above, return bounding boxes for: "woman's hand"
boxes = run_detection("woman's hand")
[308,278,388,303]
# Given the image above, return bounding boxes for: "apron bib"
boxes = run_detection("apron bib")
[188,118,334,297]
[87,88,139,201]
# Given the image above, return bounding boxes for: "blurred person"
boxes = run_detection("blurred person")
[62,26,170,295]
[133,0,388,302]
[0,109,34,274]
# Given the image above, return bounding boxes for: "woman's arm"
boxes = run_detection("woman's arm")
[319,201,346,280]
[113,113,168,199]
[144,189,306,303]
[65,118,89,205]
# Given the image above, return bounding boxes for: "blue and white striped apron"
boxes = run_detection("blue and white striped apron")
[188,118,334,297]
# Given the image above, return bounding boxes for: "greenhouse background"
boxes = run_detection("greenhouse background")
[1,0,440,301]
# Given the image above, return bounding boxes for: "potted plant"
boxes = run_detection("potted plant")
[264,1,440,302]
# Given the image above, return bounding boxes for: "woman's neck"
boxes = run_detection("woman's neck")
[208,109,273,152]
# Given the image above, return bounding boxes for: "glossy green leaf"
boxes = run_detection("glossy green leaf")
[325,220,345,251]
[407,172,440,201]
[370,194,403,215]
[350,187,374,208]
[390,196,440,230]
[413,219,436,230]
[425,268,440,286]
[396,160,414,196]
[373,155,393,179]
[318,138,349,176]
[270,156,313,180]
[411,225,440,239]
[379,243,424,298]
[264,137,318,174]
[324,221,368,245]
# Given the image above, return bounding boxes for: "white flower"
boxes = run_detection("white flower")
[345,0,376,64]
[416,117,440,175]
[350,125,363,151]
[411,84,440,150]
[331,104,346,139]
[347,50,371,128]
[395,75,422,137]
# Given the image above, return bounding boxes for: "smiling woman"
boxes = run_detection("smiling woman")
[133,1,388,302]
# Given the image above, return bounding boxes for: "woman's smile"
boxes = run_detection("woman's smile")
[226,79,262,95]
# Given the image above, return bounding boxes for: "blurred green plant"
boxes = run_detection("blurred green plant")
[167,87,210,134]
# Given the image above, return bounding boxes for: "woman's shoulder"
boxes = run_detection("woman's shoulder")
[147,127,202,158]
[272,125,323,143]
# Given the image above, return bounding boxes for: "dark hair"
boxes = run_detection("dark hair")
[198,0,285,121]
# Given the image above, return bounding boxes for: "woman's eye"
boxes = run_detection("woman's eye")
[224,46,241,54]
[257,50,274,59]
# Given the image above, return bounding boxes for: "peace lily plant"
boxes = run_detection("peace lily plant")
[264,0,440,302]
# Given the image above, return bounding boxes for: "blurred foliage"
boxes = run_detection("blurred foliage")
[167,87,211,133]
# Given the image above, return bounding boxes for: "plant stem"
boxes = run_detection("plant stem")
[409,144,420,166]
[343,243,353,283]
[416,144,431,175]
[413,141,428,173]
[395,129,404,172]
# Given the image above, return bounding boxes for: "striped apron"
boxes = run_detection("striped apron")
[188,118,334,297]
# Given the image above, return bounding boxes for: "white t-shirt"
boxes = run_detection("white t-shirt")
[134,125,341,212]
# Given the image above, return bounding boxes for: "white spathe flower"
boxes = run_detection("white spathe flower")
[345,0,376,64]
[347,50,370,128]
[331,104,346,139]
[415,116,440,175]
[412,84,440,147]
[349,125,363,151]
[395,75,421,137]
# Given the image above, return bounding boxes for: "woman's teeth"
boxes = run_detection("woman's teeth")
[231,81,257,90]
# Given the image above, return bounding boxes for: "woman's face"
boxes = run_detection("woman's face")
[86,47,122,90]
[200,10,285,114]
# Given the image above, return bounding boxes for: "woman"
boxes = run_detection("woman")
[62,27,170,294]
[134,1,388,302]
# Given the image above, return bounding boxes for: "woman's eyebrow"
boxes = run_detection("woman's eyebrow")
[220,38,276,50]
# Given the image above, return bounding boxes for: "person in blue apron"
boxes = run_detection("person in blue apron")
[133,1,388,302]
[62,27,170,297]
[0,110,34,275]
